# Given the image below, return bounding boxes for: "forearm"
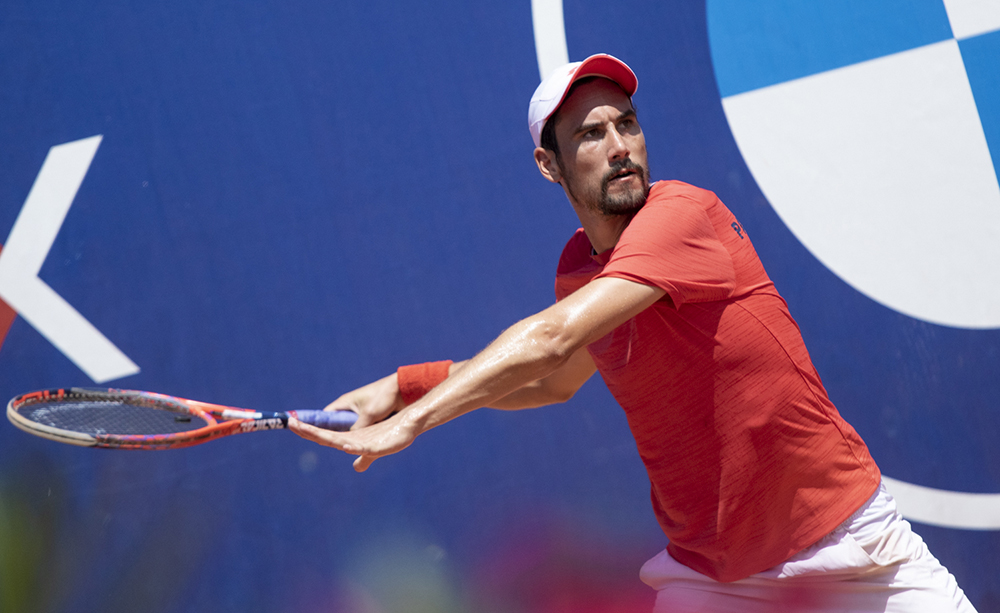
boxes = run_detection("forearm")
[484,381,569,410]
[400,314,575,433]
[401,278,649,422]
[438,359,586,410]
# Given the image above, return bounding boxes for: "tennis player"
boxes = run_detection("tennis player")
[292,54,978,612]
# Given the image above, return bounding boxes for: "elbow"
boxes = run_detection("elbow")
[548,385,578,404]
[525,317,579,370]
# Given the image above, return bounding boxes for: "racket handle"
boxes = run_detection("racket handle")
[289,410,357,431]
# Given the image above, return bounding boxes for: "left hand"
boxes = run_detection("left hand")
[289,413,418,472]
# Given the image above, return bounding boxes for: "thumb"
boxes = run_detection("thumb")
[353,454,377,472]
[352,411,376,430]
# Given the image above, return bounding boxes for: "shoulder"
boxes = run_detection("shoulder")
[623,181,722,244]
[628,181,738,243]
[642,180,721,211]
[556,228,593,276]
[555,228,604,300]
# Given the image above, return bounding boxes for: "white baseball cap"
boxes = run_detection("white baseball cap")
[528,54,638,148]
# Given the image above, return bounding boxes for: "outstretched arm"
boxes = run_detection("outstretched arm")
[312,346,596,431]
[290,276,664,470]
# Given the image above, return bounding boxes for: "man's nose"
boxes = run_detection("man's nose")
[607,127,630,161]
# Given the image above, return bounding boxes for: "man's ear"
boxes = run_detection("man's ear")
[534,147,562,184]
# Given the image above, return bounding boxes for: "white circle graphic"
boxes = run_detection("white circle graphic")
[720,38,1000,330]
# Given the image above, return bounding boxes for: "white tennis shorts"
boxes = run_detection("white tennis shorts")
[640,482,978,613]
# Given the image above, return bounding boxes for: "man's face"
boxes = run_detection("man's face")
[551,78,650,216]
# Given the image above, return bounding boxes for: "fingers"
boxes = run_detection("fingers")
[322,375,401,430]
[288,417,357,452]
[351,409,377,430]
[353,454,377,472]
[320,396,374,430]
[322,397,355,413]
[356,377,402,429]
[289,415,415,471]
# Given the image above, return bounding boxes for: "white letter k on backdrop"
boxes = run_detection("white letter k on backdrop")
[0,135,140,383]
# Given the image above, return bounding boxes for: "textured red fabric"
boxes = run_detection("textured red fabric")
[397,360,453,405]
[555,181,880,582]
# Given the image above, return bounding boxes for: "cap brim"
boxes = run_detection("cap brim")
[572,55,638,98]
[546,55,638,124]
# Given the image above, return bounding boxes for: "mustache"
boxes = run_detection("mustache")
[602,158,645,186]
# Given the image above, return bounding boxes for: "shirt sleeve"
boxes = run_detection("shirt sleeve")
[595,187,736,308]
[554,229,602,301]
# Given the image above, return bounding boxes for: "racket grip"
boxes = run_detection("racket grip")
[290,410,357,431]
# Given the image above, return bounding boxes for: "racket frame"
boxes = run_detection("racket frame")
[7,388,342,450]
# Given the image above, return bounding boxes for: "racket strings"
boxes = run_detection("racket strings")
[17,399,209,436]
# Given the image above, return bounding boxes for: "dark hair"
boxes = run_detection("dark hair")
[538,76,634,163]
[539,104,562,158]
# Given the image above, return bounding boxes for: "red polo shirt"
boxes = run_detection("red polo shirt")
[555,180,880,582]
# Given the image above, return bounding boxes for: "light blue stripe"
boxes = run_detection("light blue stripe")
[708,0,954,98]
[959,30,1000,183]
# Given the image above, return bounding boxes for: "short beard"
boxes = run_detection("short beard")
[597,158,650,216]
[561,157,650,217]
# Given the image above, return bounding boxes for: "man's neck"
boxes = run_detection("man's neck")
[576,208,637,254]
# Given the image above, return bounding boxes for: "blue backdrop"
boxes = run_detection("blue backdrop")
[1,2,997,611]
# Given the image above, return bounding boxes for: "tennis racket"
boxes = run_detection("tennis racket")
[7,388,358,450]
